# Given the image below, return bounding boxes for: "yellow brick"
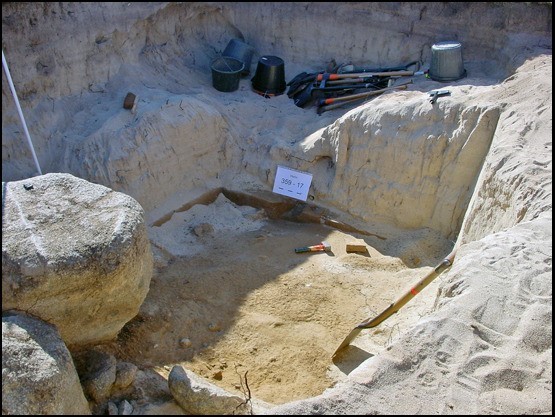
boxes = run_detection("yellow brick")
[346,243,367,253]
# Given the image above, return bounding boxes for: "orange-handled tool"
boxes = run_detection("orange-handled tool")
[318,81,411,106]
[316,70,419,81]
[316,83,411,115]
[295,241,332,253]
[332,248,457,358]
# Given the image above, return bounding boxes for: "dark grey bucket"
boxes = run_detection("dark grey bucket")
[211,56,244,92]
[222,38,255,77]
[429,41,466,82]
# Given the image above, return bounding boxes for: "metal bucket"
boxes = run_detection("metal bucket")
[429,41,466,82]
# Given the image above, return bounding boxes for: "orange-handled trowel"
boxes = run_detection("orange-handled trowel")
[294,241,332,253]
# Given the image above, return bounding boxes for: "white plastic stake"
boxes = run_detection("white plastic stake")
[2,49,43,175]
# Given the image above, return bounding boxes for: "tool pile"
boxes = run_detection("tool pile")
[286,61,424,114]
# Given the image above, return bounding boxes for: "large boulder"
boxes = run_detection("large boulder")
[2,173,153,347]
[2,311,91,415]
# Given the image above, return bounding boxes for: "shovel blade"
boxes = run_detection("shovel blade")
[332,327,364,358]
[293,83,316,108]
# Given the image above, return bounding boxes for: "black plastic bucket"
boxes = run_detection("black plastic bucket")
[251,55,286,96]
[222,38,255,77]
[211,56,244,92]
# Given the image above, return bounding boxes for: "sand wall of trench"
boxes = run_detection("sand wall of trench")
[286,98,500,239]
[1,2,551,238]
[223,2,551,78]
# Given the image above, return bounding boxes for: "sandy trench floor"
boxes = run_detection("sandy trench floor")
[106,195,454,408]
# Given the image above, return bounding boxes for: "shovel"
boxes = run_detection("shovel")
[294,77,389,108]
[317,82,411,115]
[318,80,412,107]
[337,61,419,74]
[332,247,457,358]
[315,70,421,82]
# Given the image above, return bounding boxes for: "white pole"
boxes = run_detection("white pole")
[2,49,43,175]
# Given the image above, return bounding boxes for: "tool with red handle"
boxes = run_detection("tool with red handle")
[332,248,457,358]
[316,70,423,82]
[317,80,412,107]
[317,82,411,115]
[294,241,332,253]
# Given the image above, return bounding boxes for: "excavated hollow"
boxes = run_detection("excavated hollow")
[2,2,551,414]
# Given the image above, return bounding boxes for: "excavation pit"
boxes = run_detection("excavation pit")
[118,188,455,406]
[2,2,551,415]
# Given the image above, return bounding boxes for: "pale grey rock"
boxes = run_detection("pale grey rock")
[107,401,119,415]
[118,399,134,415]
[73,349,117,404]
[168,365,250,415]
[2,173,153,347]
[179,337,193,348]
[2,311,91,415]
[113,361,139,391]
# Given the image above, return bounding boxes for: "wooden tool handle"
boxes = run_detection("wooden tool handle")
[357,248,457,329]
[317,70,415,81]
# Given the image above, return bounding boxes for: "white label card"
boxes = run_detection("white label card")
[272,165,313,201]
